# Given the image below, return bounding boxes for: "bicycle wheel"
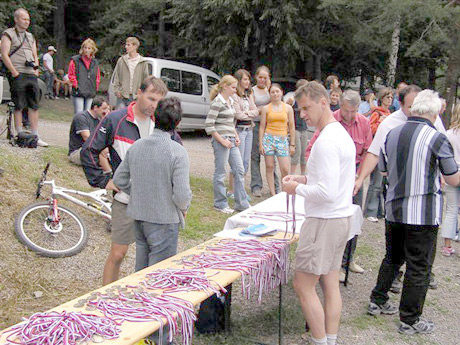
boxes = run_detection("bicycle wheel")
[15,202,88,257]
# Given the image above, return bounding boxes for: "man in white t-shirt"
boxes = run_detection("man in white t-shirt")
[42,45,56,99]
[283,81,356,345]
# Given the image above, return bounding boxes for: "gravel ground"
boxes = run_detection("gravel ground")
[1,114,460,345]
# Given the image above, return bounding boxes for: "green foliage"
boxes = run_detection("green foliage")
[0,1,54,39]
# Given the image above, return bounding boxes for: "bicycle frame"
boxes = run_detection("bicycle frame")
[43,180,112,221]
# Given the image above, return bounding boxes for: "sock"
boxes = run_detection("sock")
[31,129,38,136]
[311,336,327,345]
[327,333,338,345]
[16,126,23,134]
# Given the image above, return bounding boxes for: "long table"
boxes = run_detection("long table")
[0,232,296,345]
[223,192,363,240]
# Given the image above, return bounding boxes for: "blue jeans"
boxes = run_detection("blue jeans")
[441,185,460,240]
[134,221,179,272]
[250,122,280,193]
[212,137,250,211]
[43,71,54,97]
[72,96,93,114]
[236,127,253,173]
[364,167,384,218]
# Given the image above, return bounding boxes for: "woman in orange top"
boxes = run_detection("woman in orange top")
[259,83,295,195]
[369,87,393,135]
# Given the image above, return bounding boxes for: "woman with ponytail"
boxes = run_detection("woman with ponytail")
[205,75,250,214]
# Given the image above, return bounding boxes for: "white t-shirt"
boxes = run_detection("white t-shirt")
[447,129,460,166]
[295,121,356,218]
[43,53,53,72]
[127,54,141,93]
[368,109,447,156]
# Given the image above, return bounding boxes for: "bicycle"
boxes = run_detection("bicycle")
[15,163,112,257]
[0,101,16,145]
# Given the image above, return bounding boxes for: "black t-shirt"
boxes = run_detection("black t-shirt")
[68,110,100,155]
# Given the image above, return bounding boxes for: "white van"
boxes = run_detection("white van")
[108,58,220,131]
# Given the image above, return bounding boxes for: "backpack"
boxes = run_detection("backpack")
[16,132,38,148]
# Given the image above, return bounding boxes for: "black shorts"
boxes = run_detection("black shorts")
[11,73,40,111]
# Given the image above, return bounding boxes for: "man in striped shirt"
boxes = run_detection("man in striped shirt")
[368,90,460,335]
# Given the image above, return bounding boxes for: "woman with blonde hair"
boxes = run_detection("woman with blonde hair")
[68,38,101,113]
[227,69,259,198]
[250,65,281,197]
[205,75,250,214]
[259,83,295,196]
[441,103,460,256]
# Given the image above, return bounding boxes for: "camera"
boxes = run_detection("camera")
[25,61,38,70]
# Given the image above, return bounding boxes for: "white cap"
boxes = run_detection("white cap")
[48,45,57,52]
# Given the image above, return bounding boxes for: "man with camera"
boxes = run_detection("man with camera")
[1,8,48,147]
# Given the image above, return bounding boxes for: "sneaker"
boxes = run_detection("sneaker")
[441,246,455,256]
[367,301,398,315]
[390,278,402,294]
[252,189,262,198]
[349,262,364,274]
[398,319,435,335]
[37,138,49,147]
[65,97,69,100]
[54,96,60,100]
[214,206,234,215]
[428,275,437,290]
[367,216,378,223]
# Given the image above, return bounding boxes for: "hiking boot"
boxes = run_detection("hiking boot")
[398,319,435,335]
[367,301,398,315]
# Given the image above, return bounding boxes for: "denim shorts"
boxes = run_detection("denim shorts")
[262,133,289,157]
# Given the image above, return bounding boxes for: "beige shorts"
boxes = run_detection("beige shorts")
[68,148,82,165]
[111,199,135,245]
[295,217,351,276]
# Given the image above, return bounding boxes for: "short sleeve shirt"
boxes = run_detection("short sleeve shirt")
[43,53,53,71]
[68,110,100,155]
[379,117,458,225]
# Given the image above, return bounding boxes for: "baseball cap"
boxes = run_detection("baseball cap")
[48,46,57,52]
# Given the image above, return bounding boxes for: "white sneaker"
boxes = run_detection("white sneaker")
[367,216,378,222]
[214,206,234,214]
[349,261,364,274]
[37,138,49,147]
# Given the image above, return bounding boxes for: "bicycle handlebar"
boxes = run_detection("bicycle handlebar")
[36,162,51,199]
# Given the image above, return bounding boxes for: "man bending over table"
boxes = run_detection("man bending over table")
[283,81,356,345]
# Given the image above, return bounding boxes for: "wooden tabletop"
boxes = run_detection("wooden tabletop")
[0,231,298,345]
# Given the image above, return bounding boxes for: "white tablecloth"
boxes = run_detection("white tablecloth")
[220,192,363,240]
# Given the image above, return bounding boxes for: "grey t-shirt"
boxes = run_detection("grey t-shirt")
[2,28,36,75]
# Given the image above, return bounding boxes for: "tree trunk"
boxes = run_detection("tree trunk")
[157,6,166,57]
[54,0,66,70]
[313,52,321,81]
[386,14,400,88]
[443,27,460,128]
[427,62,436,90]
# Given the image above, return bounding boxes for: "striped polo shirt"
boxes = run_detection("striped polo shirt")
[205,94,236,137]
[379,117,458,225]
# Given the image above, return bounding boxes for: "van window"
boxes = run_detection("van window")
[161,68,181,93]
[182,71,202,95]
[207,76,219,90]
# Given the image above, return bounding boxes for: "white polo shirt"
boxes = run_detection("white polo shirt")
[295,122,356,219]
[368,109,446,156]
